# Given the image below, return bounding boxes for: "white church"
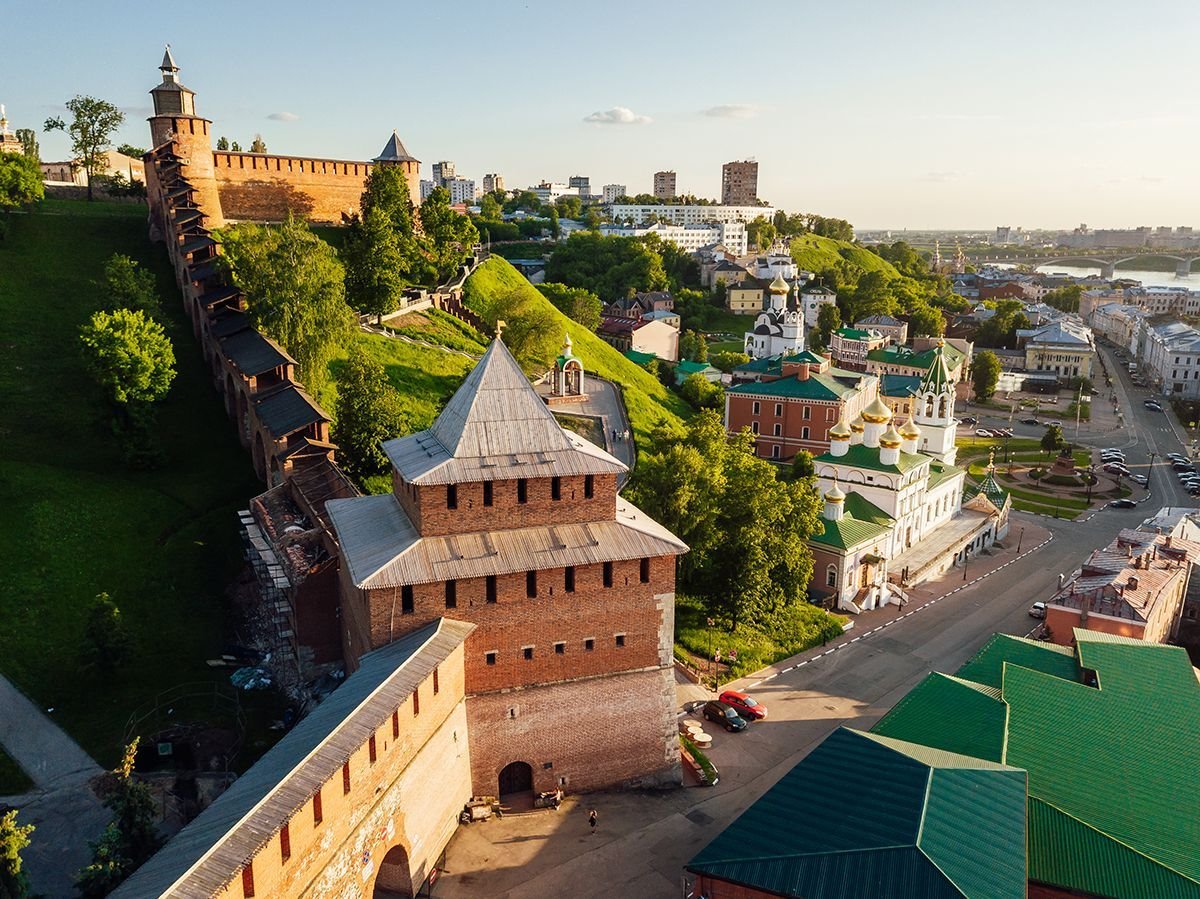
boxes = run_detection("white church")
[808,341,1010,613]
[744,273,805,359]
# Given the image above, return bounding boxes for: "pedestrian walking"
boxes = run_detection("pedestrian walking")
[553,787,563,810]
[588,808,598,833]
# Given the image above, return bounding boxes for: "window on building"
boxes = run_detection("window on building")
[369,734,377,763]
[802,426,810,440]
[312,789,323,825]
[802,406,811,420]
[552,476,562,500]
[555,641,565,654]
[773,423,782,437]
[585,474,594,498]
[640,558,650,583]
[772,445,781,459]
[486,575,497,603]
[401,585,414,614]
[565,566,576,592]
[603,561,614,587]
[433,666,439,694]
[279,822,291,862]
[392,710,399,739]
[775,403,783,416]
[523,646,534,660]
[826,565,837,588]
[517,478,528,504]
[342,762,351,795]
[447,484,457,510]
[413,687,420,716]
[615,634,626,647]
[445,580,457,609]
[751,421,760,435]
[242,862,255,898]
[483,480,493,507]
[526,570,538,597]
[486,651,497,665]
[752,401,760,415]
[584,638,595,651]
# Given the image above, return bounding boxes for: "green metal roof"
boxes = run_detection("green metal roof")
[815,442,929,475]
[920,342,955,393]
[622,349,656,366]
[675,359,716,375]
[867,342,965,372]
[836,326,874,341]
[926,460,963,491]
[728,368,863,401]
[809,514,891,551]
[881,373,922,397]
[686,727,1027,899]
[843,492,893,526]
[868,630,1200,897]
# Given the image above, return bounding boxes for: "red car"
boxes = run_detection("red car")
[719,690,767,721]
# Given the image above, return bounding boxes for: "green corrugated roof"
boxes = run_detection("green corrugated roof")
[873,673,1008,763]
[881,373,922,397]
[815,442,929,474]
[927,460,963,491]
[809,514,891,551]
[867,342,965,371]
[675,359,716,375]
[728,368,862,401]
[954,633,1077,690]
[844,492,893,526]
[622,349,655,366]
[687,727,1027,899]
[836,326,874,340]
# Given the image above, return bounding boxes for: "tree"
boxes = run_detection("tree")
[537,283,601,330]
[554,194,582,219]
[1042,284,1082,313]
[115,143,145,159]
[44,96,124,201]
[548,206,561,240]
[970,350,1001,401]
[478,194,501,220]
[76,739,161,897]
[249,134,267,153]
[0,810,34,899]
[746,216,777,252]
[0,151,44,209]
[1041,424,1067,456]
[419,187,480,284]
[342,207,409,320]
[215,136,229,151]
[791,449,815,480]
[102,254,160,316]
[218,216,354,387]
[489,288,560,370]
[544,231,667,300]
[332,346,410,481]
[79,308,176,405]
[230,141,242,152]
[679,330,708,362]
[82,593,132,673]
[907,304,945,337]
[14,128,38,160]
[360,165,417,238]
[710,350,750,374]
[679,372,723,410]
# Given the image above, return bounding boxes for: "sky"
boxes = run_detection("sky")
[7,0,1200,230]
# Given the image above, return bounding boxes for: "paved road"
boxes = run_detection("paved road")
[0,675,109,898]
[440,492,1158,897]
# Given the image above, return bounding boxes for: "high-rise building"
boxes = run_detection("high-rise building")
[653,171,676,201]
[568,175,590,195]
[446,177,476,205]
[602,183,627,204]
[482,173,505,194]
[432,160,456,186]
[721,159,758,205]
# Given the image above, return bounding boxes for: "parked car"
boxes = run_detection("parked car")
[1100,451,1125,461]
[960,416,979,425]
[1020,417,1039,425]
[702,700,748,732]
[1103,463,1130,476]
[1144,401,1163,411]
[1131,474,1148,486]
[1047,420,1063,427]
[1167,453,1187,462]
[719,690,768,721]
[1173,461,1194,472]
[975,428,993,437]
[1028,601,1047,619]
[1101,448,1125,455]
[1109,499,1137,509]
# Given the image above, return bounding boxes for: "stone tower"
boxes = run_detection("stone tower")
[148,46,224,228]
[374,130,422,210]
[912,340,958,463]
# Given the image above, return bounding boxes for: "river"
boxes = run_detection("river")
[1000,263,1196,290]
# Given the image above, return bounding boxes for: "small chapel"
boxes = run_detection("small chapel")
[744,273,805,359]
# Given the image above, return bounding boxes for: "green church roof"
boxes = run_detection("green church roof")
[728,367,864,402]
[809,514,891,551]
[815,442,929,475]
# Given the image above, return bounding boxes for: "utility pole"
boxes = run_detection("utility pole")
[1017,527,1025,553]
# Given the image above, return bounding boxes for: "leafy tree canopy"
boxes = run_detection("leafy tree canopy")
[419,186,480,284]
[970,349,1002,401]
[44,95,124,201]
[115,143,146,158]
[102,254,160,316]
[342,206,410,320]
[15,128,38,160]
[0,150,44,209]
[79,308,176,405]
[331,346,410,482]
[537,282,602,330]
[0,810,34,899]
[82,592,133,673]
[544,231,668,301]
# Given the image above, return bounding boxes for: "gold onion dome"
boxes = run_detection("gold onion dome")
[849,414,865,433]
[829,418,852,439]
[826,480,846,502]
[899,416,922,439]
[880,424,903,448]
[769,272,790,294]
[861,396,893,424]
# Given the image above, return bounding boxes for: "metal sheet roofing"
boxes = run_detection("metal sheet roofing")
[327,494,687,588]
[809,514,891,551]
[686,727,1026,899]
[383,339,625,485]
[873,673,1007,763]
[110,619,474,899]
[254,385,330,437]
[953,633,1077,690]
[727,368,865,401]
[207,310,249,340]
[220,330,294,377]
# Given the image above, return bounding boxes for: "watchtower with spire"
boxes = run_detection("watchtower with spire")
[912,339,958,463]
[375,130,422,209]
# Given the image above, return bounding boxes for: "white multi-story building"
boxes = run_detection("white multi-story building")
[529,181,577,204]
[598,221,748,256]
[602,184,627,204]
[419,179,436,201]
[609,203,775,226]
[1141,321,1200,399]
[445,177,477,205]
[1090,303,1147,353]
[431,161,456,185]
[801,286,837,328]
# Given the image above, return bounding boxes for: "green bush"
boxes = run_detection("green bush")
[680,733,718,785]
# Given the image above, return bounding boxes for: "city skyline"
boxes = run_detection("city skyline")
[6,0,1200,229]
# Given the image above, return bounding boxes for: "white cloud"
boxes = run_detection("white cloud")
[268,111,300,122]
[583,106,652,125]
[702,104,757,119]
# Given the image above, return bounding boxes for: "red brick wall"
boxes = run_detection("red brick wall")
[725,392,841,460]
[150,115,226,228]
[213,152,374,224]
[466,666,679,794]
[392,471,619,536]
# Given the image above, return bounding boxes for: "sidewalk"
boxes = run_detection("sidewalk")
[0,675,109,898]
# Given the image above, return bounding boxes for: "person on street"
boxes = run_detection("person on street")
[588,808,598,833]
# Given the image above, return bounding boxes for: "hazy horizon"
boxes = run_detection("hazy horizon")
[7,0,1198,231]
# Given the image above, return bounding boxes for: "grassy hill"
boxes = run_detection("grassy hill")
[462,257,690,441]
[790,234,902,279]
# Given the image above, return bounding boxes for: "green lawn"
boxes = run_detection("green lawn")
[381,308,487,355]
[789,234,901,278]
[0,200,262,766]
[463,257,690,443]
[0,749,32,795]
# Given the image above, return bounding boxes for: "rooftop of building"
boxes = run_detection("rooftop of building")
[110,619,475,898]
[866,341,966,371]
[727,365,866,402]
[686,727,1028,899]
[870,630,1200,897]
[815,442,929,475]
[833,326,881,342]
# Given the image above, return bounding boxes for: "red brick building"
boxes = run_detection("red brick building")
[326,338,688,796]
